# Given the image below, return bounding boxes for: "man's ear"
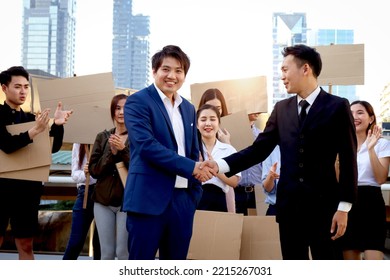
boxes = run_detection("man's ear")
[303,63,310,74]
[1,84,7,94]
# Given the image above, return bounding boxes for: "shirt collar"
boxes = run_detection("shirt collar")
[154,83,182,107]
[297,86,320,106]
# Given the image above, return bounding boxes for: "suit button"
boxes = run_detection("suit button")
[299,163,303,168]
[300,134,304,139]
[299,148,304,153]
[299,178,304,182]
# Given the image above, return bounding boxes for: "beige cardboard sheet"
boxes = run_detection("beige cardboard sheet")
[220,110,254,151]
[187,210,244,260]
[315,44,364,86]
[116,162,128,187]
[0,165,50,182]
[240,216,282,260]
[35,73,116,144]
[191,76,268,114]
[0,121,51,173]
[254,184,268,216]
[62,102,113,144]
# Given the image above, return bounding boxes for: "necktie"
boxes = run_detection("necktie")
[299,100,310,125]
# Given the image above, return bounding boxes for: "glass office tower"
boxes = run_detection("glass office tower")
[272,12,307,106]
[22,0,76,78]
[112,0,150,90]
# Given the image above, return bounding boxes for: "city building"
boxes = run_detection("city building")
[22,0,76,78]
[379,83,390,140]
[272,13,358,105]
[272,12,307,106]
[112,0,150,90]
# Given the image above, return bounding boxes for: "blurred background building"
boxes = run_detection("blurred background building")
[272,12,358,106]
[112,0,150,90]
[22,0,76,78]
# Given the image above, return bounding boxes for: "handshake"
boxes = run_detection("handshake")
[193,160,219,182]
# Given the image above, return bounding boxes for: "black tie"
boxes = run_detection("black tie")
[299,100,310,125]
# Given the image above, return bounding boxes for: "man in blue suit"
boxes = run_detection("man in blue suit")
[201,44,357,259]
[123,45,214,260]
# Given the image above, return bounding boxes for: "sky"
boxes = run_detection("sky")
[1,0,389,112]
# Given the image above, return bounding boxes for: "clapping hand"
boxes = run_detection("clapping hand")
[28,108,50,139]
[54,101,73,125]
[366,125,382,151]
[34,108,51,132]
[109,133,126,155]
[217,128,231,144]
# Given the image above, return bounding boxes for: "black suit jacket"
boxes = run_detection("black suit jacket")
[225,90,357,222]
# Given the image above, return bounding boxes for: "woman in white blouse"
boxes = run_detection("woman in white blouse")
[341,101,390,260]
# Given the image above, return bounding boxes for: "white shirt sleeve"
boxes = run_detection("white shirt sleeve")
[337,201,352,212]
[215,158,230,174]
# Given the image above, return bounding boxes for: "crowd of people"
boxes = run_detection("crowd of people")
[0,44,389,260]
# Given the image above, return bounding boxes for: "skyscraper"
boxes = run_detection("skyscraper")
[313,29,357,102]
[272,12,307,106]
[22,0,76,78]
[112,0,150,90]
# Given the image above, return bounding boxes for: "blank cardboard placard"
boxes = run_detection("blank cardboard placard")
[0,165,50,182]
[35,73,116,144]
[191,76,268,114]
[116,162,128,187]
[29,75,57,114]
[62,101,113,144]
[220,110,254,151]
[187,210,244,260]
[254,184,268,216]
[0,121,51,173]
[315,44,364,86]
[240,216,282,260]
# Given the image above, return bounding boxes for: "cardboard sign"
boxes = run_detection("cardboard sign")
[0,165,50,182]
[191,76,268,114]
[35,73,116,144]
[240,216,282,260]
[60,101,113,144]
[116,161,128,187]
[254,184,269,216]
[187,210,244,260]
[315,44,364,86]
[220,110,254,151]
[0,122,51,173]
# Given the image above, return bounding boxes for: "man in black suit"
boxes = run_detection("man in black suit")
[200,44,357,260]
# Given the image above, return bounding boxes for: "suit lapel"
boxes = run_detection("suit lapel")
[147,85,175,135]
[179,102,192,157]
[287,95,300,130]
[302,90,327,129]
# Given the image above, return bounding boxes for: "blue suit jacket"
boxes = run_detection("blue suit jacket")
[123,84,202,215]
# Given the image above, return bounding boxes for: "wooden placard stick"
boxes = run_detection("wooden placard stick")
[328,83,333,94]
[83,144,92,209]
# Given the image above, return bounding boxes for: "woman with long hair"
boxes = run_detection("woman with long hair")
[89,94,129,260]
[196,104,240,212]
[342,100,390,260]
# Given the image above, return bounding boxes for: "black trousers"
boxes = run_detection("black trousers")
[197,184,227,212]
[278,207,343,260]
[235,185,256,215]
